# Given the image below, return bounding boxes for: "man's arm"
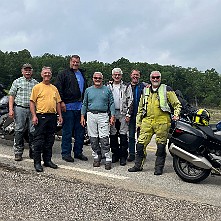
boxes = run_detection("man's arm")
[55,72,66,112]
[56,102,63,125]
[125,84,133,122]
[8,95,15,119]
[167,91,182,120]
[30,100,38,125]
[8,80,17,119]
[108,89,115,126]
[136,90,145,128]
[81,89,88,116]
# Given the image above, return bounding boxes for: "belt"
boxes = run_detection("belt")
[36,113,56,115]
[15,104,29,109]
[88,110,107,114]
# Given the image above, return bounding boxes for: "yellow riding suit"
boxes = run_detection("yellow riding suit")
[132,84,181,172]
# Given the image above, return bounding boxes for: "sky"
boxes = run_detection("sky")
[1,0,221,73]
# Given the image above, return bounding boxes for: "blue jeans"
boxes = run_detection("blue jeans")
[128,115,136,155]
[14,106,34,155]
[61,110,84,157]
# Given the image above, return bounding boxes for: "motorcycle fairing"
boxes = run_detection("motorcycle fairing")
[170,121,206,153]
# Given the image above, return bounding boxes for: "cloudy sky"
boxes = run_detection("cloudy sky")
[1,0,221,73]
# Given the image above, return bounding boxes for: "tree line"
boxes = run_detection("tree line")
[0,49,220,108]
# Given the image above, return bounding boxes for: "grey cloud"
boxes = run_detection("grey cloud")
[0,0,221,72]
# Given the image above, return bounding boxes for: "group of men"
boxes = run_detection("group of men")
[9,54,181,175]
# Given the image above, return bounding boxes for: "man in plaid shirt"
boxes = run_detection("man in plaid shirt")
[9,63,38,161]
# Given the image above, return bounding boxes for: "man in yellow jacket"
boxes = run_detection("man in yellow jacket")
[128,71,181,175]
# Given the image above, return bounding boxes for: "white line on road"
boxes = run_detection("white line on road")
[0,153,129,180]
[0,153,13,159]
[58,165,129,180]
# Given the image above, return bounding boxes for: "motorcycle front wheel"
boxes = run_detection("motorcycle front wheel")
[173,156,211,183]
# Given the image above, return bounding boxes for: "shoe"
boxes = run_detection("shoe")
[127,154,135,162]
[105,162,112,170]
[128,166,143,172]
[93,161,100,167]
[62,155,74,162]
[44,161,58,169]
[15,154,22,161]
[34,163,43,172]
[75,153,88,161]
[120,157,126,166]
[112,154,119,163]
[154,168,163,175]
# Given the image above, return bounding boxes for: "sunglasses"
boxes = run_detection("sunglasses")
[93,77,102,80]
[151,76,161,79]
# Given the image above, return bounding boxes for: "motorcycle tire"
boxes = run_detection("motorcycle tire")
[173,156,211,183]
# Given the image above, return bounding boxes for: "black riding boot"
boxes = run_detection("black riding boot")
[34,152,43,172]
[154,144,166,175]
[110,135,119,163]
[128,143,145,172]
[119,134,128,166]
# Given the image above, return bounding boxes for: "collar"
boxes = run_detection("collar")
[22,76,32,81]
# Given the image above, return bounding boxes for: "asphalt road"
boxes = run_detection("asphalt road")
[0,136,221,221]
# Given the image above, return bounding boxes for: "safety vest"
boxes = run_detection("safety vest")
[143,84,171,113]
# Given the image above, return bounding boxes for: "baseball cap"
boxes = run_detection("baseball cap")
[22,63,32,69]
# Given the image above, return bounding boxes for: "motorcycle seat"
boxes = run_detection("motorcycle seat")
[197,125,221,142]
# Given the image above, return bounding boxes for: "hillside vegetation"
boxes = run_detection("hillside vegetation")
[0,49,221,108]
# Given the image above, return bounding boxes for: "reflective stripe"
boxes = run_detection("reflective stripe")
[143,84,171,113]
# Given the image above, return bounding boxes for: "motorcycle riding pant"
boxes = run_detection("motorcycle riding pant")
[133,117,170,170]
[33,114,57,164]
[110,111,129,160]
[87,112,111,163]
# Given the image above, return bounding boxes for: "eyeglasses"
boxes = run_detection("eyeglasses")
[151,76,160,79]
[93,77,102,80]
[43,72,52,75]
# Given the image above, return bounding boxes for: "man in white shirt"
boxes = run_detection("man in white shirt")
[107,68,133,166]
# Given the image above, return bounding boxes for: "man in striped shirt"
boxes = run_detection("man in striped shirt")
[9,63,38,161]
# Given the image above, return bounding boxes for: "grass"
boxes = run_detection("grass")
[206,108,221,124]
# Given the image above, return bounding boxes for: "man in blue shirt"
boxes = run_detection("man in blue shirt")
[56,55,88,162]
[126,70,146,162]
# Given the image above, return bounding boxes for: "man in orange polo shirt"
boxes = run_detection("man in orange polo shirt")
[30,66,63,172]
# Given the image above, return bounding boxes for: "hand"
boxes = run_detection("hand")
[172,116,179,121]
[32,116,38,125]
[80,115,86,127]
[61,102,66,112]
[125,116,130,123]
[110,116,115,126]
[8,110,14,119]
[58,115,63,125]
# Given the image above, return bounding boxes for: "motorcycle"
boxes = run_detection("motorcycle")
[168,119,221,183]
[0,96,13,137]
[0,95,30,141]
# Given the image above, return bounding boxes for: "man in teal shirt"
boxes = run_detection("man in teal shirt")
[81,72,115,170]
